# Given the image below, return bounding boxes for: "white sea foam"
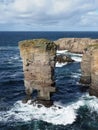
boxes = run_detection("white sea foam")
[55,62,67,67]
[0,99,84,125]
[69,53,83,62]
[81,94,98,112]
[1,94,98,125]
[71,56,82,62]
[56,50,68,54]
[56,50,82,62]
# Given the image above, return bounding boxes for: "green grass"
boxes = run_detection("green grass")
[88,44,98,49]
[19,38,57,53]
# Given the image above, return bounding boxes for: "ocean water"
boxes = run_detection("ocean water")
[0,31,98,130]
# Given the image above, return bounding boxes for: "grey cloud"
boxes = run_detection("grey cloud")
[0,0,98,31]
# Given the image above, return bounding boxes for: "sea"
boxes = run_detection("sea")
[0,31,98,130]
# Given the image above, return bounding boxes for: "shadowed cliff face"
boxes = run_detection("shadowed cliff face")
[19,39,57,104]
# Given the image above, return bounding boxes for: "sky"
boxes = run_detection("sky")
[0,0,98,31]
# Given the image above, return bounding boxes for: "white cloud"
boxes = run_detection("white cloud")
[0,0,98,31]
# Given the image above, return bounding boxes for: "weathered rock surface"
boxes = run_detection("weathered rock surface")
[90,47,98,97]
[80,47,92,84]
[80,43,98,97]
[19,39,57,104]
[55,38,98,53]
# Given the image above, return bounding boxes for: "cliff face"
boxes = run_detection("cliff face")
[90,48,98,96]
[80,43,98,97]
[80,47,92,84]
[19,39,57,102]
[55,38,98,53]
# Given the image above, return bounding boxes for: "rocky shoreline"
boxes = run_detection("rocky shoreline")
[19,38,98,107]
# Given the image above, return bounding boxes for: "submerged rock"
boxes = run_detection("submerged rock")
[19,39,57,104]
[56,54,74,63]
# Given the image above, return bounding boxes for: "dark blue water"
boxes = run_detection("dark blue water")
[0,31,98,130]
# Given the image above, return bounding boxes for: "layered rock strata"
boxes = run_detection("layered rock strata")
[90,46,98,97]
[19,39,57,103]
[55,38,98,53]
[80,43,98,97]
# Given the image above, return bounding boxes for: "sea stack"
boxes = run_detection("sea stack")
[80,41,98,97]
[19,39,57,106]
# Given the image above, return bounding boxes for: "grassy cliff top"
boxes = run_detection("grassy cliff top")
[88,43,98,49]
[19,39,53,47]
[19,38,57,51]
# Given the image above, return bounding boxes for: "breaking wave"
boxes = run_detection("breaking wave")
[0,94,98,126]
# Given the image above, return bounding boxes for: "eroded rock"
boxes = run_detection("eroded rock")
[90,46,98,97]
[55,38,98,53]
[19,39,57,104]
[80,43,98,97]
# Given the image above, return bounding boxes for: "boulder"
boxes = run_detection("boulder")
[56,54,74,63]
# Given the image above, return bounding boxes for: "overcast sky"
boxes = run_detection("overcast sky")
[0,0,98,31]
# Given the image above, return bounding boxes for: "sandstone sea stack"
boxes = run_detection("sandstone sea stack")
[19,39,57,106]
[80,41,98,97]
[19,37,98,102]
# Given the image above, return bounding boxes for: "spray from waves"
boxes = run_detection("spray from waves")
[0,100,83,125]
[69,53,83,62]
[0,94,98,126]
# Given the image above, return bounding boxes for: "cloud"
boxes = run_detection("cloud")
[0,0,98,31]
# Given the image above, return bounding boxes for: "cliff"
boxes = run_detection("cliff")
[19,39,57,106]
[55,38,98,53]
[80,42,98,97]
